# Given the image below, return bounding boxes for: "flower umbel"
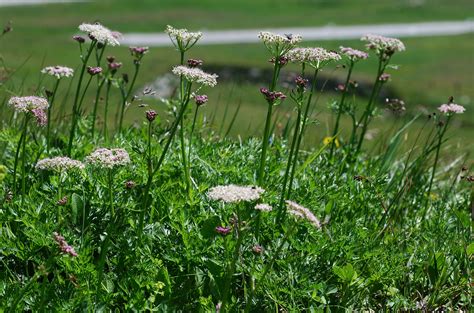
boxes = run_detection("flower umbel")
[258,31,302,57]
[78,23,120,46]
[86,148,131,169]
[255,203,273,212]
[41,66,74,79]
[8,96,48,113]
[287,47,341,69]
[339,46,369,61]
[286,200,321,229]
[36,157,85,172]
[438,103,465,114]
[165,25,202,52]
[208,185,265,203]
[361,34,405,56]
[172,66,218,87]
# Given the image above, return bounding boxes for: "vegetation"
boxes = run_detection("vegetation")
[0,16,472,312]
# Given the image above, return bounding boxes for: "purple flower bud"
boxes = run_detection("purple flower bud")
[53,232,78,257]
[194,94,208,106]
[215,226,232,236]
[146,110,157,122]
[108,62,122,72]
[72,35,85,43]
[295,76,308,88]
[57,196,68,206]
[379,73,391,82]
[106,56,115,63]
[125,180,136,189]
[187,59,203,68]
[260,87,286,104]
[129,46,149,58]
[31,108,47,127]
[87,66,102,76]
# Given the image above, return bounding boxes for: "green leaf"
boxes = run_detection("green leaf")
[71,193,84,224]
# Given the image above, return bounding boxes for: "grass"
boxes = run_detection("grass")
[0,16,473,311]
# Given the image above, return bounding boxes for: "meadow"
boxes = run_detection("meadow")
[0,2,473,312]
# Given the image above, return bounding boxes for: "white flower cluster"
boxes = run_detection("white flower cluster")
[287,47,341,69]
[255,203,273,212]
[361,34,405,54]
[208,185,265,203]
[36,157,85,172]
[339,46,369,61]
[258,31,302,56]
[41,66,74,79]
[438,103,465,114]
[79,23,120,46]
[286,200,321,229]
[172,66,218,87]
[86,148,130,169]
[8,96,49,113]
[165,25,202,51]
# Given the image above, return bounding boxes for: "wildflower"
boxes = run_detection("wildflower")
[379,73,391,82]
[31,108,47,127]
[286,200,321,229]
[215,226,232,236]
[323,136,340,148]
[36,157,85,172]
[361,34,405,56]
[295,76,308,88]
[255,203,273,212]
[125,180,136,189]
[41,66,74,79]
[194,94,208,106]
[252,245,264,254]
[146,110,158,122]
[339,46,369,61]
[187,59,203,68]
[129,46,149,58]
[437,103,465,114]
[78,23,120,46]
[386,98,406,115]
[165,25,202,51]
[336,84,345,92]
[260,88,286,104]
[8,96,48,113]
[269,56,289,66]
[172,66,218,87]
[258,31,302,56]
[57,196,68,206]
[53,232,78,257]
[87,66,102,76]
[86,148,131,169]
[287,47,341,69]
[208,184,265,203]
[108,62,122,73]
[72,35,85,43]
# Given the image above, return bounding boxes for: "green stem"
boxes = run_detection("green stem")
[67,40,97,156]
[118,62,140,133]
[46,79,61,153]
[91,75,107,139]
[138,121,153,240]
[12,115,28,194]
[21,115,30,204]
[103,80,112,143]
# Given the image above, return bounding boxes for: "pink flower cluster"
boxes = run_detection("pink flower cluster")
[8,96,49,126]
[438,103,465,114]
[86,148,131,169]
[339,46,369,61]
[260,88,286,104]
[286,200,321,229]
[53,232,78,257]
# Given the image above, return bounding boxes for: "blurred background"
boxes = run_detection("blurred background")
[0,0,473,152]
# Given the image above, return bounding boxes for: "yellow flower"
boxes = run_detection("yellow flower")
[323,136,340,148]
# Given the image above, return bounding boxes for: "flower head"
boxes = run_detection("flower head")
[438,103,465,114]
[208,185,265,203]
[187,59,203,68]
[215,226,232,236]
[287,47,341,69]
[72,35,85,43]
[129,46,149,58]
[260,88,286,104]
[86,148,131,169]
[87,66,102,76]
[165,25,202,51]
[286,200,321,229]
[31,108,47,127]
[339,46,369,61]
[8,96,48,113]
[36,157,85,172]
[194,94,208,106]
[41,66,74,79]
[79,23,120,46]
[258,31,302,57]
[361,34,405,56]
[146,110,158,122]
[53,232,78,257]
[255,203,272,212]
[172,66,218,87]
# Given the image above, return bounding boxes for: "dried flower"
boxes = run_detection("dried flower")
[31,108,47,127]
[208,185,265,203]
[437,103,466,114]
[258,31,302,56]
[187,59,203,68]
[53,232,78,257]
[255,203,273,212]
[36,157,85,172]
[165,25,202,51]
[287,47,341,69]
[41,66,74,79]
[260,88,286,104]
[361,34,405,55]
[286,200,321,229]
[172,66,218,87]
[125,180,136,189]
[215,226,232,236]
[146,110,158,122]
[386,98,406,115]
[86,148,131,169]
[57,196,68,206]
[8,96,48,113]
[87,66,102,76]
[339,46,369,61]
[194,94,208,106]
[78,23,120,46]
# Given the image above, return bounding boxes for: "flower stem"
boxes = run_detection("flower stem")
[118,62,140,133]
[103,79,112,143]
[12,115,28,194]
[20,115,30,204]
[46,79,61,153]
